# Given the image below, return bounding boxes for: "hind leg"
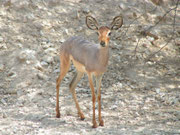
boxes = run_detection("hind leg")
[69,71,84,120]
[56,55,70,118]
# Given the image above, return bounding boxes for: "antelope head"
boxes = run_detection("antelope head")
[86,15,123,47]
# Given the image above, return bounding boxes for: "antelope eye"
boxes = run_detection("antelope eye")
[108,32,111,36]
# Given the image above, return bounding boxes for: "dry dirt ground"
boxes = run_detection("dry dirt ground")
[0,0,180,135]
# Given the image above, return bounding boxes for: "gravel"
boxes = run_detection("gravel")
[0,0,180,135]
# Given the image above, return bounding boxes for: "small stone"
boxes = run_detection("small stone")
[155,88,160,94]
[26,60,31,64]
[6,89,17,95]
[0,64,4,71]
[34,62,44,71]
[43,56,54,64]
[8,71,16,78]
[110,105,118,110]
[37,73,48,80]
[0,43,7,49]
[2,112,7,118]
[64,29,69,35]
[118,76,124,81]
[175,112,180,120]
[60,37,66,43]
[44,48,56,56]
[16,81,31,88]
[147,61,154,65]
[41,61,48,66]
[66,108,74,116]
[147,36,154,42]
[16,43,23,48]
[118,83,123,88]
[0,36,3,42]
[17,89,25,97]
[54,68,60,73]
[18,49,36,62]
[1,98,7,105]
[82,8,90,14]
[119,3,127,10]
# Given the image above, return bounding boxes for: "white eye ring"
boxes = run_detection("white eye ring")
[107,31,111,36]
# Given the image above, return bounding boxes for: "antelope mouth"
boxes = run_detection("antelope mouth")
[100,41,106,47]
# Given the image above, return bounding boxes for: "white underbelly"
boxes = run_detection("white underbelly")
[70,55,87,73]
[69,55,103,76]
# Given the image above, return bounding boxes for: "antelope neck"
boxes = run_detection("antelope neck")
[98,45,109,68]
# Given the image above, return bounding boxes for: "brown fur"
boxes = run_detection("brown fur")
[56,15,123,128]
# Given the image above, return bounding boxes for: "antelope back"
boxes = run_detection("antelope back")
[60,36,109,74]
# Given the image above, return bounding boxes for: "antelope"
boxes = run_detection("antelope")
[56,15,123,128]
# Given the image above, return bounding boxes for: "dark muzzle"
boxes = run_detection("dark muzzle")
[100,41,105,47]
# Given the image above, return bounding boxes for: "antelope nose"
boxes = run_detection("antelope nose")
[100,41,105,47]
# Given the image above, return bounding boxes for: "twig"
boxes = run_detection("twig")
[145,0,179,32]
[134,38,141,56]
[116,7,157,40]
[145,0,180,62]
[145,37,172,62]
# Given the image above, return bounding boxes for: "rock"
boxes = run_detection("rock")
[34,62,44,71]
[119,3,128,10]
[16,81,32,88]
[147,36,154,42]
[117,82,123,88]
[37,72,48,80]
[175,112,180,120]
[146,61,154,65]
[82,8,90,14]
[44,48,57,56]
[2,112,7,118]
[0,64,4,71]
[43,55,54,64]
[66,108,74,116]
[155,88,161,94]
[6,89,17,95]
[0,36,3,42]
[60,37,66,43]
[18,49,36,62]
[1,98,7,105]
[110,105,118,110]
[8,70,16,77]
[40,61,48,66]
[16,43,23,48]
[17,89,25,97]
[41,42,52,49]
[54,68,60,73]
[0,43,7,49]
[64,29,69,35]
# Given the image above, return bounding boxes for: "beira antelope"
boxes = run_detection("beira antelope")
[56,15,123,128]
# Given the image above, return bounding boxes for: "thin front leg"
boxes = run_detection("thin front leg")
[69,71,85,120]
[88,73,97,128]
[96,75,104,126]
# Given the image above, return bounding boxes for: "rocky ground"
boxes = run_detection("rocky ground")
[0,0,180,135]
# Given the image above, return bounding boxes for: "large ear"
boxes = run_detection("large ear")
[110,16,123,30]
[86,15,99,30]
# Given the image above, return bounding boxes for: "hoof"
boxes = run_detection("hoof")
[79,112,85,120]
[56,113,60,118]
[99,120,104,126]
[80,116,85,120]
[92,123,98,128]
